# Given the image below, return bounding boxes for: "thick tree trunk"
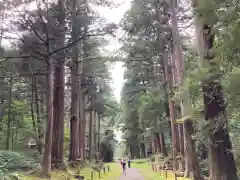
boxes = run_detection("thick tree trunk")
[130,138,140,159]
[69,116,78,161]
[71,0,80,161]
[169,99,178,170]
[41,62,54,176]
[169,0,202,177]
[52,62,65,168]
[51,0,66,168]
[155,133,161,153]
[192,1,238,179]
[178,124,185,171]
[159,133,168,157]
[69,65,79,161]
[151,134,156,154]
[184,120,201,180]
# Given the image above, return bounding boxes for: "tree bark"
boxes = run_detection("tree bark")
[169,99,178,170]
[31,75,36,132]
[51,0,66,168]
[156,133,161,153]
[69,62,79,161]
[71,0,80,160]
[6,75,13,150]
[69,116,78,161]
[93,111,97,155]
[52,62,65,167]
[192,1,238,179]
[184,119,201,180]
[88,109,93,159]
[41,62,54,176]
[169,0,202,176]
[79,92,84,159]
[151,134,156,154]
[178,124,185,171]
[97,113,101,152]
[159,133,168,157]
[34,77,41,138]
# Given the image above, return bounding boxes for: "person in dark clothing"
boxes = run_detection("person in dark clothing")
[120,159,126,176]
[128,159,131,168]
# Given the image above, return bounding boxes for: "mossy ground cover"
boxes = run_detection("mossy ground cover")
[18,163,122,180]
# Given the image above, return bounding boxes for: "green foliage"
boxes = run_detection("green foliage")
[0,151,36,179]
[0,99,37,149]
[138,89,166,132]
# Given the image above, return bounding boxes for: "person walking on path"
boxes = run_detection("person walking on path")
[120,158,126,176]
[127,158,131,168]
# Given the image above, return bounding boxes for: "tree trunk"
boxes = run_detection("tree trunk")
[41,62,54,176]
[155,133,161,153]
[6,75,13,150]
[51,0,66,168]
[169,99,178,170]
[79,93,84,159]
[159,133,168,157]
[39,86,46,122]
[151,134,156,154]
[184,119,201,180]
[93,111,97,155]
[178,124,185,171]
[34,77,41,139]
[169,0,202,176]
[69,60,79,161]
[191,1,238,179]
[69,116,78,161]
[71,0,80,160]
[31,75,36,132]
[88,109,93,159]
[52,62,65,168]
[140,143,146,158]
[97,113,101,152]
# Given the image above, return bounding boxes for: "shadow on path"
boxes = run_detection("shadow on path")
[118,168,144,180]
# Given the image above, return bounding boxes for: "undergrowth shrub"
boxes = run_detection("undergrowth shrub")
[0,151,37,180]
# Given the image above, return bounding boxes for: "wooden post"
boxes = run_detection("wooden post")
[91,171,93,180]
[98,171,100,178]
[103,167,105,174]
[174,172,178,180]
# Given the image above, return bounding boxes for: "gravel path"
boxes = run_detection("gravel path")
[118,168,144,180]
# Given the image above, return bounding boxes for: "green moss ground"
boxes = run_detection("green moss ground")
[19,163,121,180]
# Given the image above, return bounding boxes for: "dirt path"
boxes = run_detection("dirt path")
[118,168,144,180]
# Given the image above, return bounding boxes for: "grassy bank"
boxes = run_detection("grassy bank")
[18,163,121,180]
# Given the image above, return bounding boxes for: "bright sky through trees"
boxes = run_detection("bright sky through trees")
[101,0,131,102]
